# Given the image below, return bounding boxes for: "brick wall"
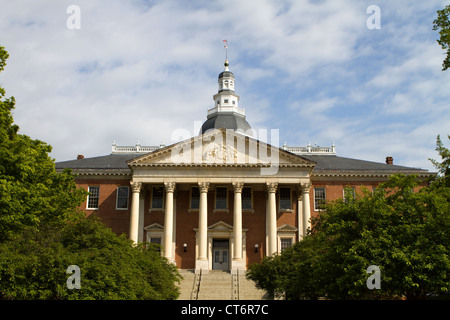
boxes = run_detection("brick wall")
[76,177,131,235]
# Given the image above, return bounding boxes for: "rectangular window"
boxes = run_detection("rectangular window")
[87,186,100,209]
[314,187,326,211]
[242,187,252,210]
[116,186,129,209]
[190,186,200,209]
[279,187,291,210]
[280,238,292,252]
[149,237,161,245]
[215,187,228,210]
[151,186,164,209]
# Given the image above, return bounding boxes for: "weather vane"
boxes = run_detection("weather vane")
[223,39,228,60]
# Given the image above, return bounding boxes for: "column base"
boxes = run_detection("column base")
[195,259,209,274]
[231,259,246,275]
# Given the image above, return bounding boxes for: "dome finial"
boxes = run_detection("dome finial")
[223,40,229,70]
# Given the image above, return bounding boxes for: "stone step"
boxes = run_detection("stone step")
[177,269,198,300]
[177,269,268,300]
[196,271,233,300]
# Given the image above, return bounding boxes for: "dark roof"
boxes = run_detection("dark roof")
[218,70,235,79]
[55,154,139,175]
[200,113,253,135]
[302,155,428,173]
[55,152,430,176]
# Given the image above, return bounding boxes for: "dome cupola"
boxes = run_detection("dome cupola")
[200,59,253,136]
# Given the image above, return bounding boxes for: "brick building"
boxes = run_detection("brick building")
[56,60,432,273]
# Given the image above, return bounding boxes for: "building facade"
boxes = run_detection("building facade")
[56,60,432,273]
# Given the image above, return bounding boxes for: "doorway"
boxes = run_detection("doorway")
[212,239,229,271]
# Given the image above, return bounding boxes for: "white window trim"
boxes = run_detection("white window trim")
[279,238,293,252]
[314,187,326,211]
[276,224,297,254]
[116,186,129,210]
[278,186,293,212]
[86,186,100,210]
[145,223,164,254]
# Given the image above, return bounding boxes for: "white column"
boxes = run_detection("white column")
[163,182,175,262]
[129,181,142,244]
[196,182,209,272]
[297,185,304,240]
[138,191,145,242]
[232,182,245,272]
[266,182,278,256]
[302,182,311,236]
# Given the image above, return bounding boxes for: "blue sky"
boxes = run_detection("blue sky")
[0,0,449,171]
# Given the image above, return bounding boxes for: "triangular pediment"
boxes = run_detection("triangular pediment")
[208,221,233,231]
[144,223,164,231]
[127,129,315,169]
[277,224,298,232]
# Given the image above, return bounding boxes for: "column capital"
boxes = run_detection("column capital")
[164,182,176,193]
[198,182,210,193]
[130,181,142,193]
[301,182,312,193]
[266,182,278,193]
[232,182,244,193]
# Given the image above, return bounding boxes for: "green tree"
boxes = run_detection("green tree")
[248,174,449,300]
[247,255,283,300]
[0,218,181,299]
[318,175,448,299]
[429,134,450,187]
[276,236,327,300]
[433,5,450,71]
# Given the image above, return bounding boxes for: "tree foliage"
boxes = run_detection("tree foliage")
[433,5,450,71]
[248,167,449,299]
[0,218,181,300]
[429,134,450,187]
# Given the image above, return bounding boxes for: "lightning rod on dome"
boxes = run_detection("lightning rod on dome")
[223,39,228,61]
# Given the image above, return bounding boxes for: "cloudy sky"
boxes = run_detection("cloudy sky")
[0,0,449,171]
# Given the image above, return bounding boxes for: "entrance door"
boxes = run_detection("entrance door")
[212,239,229,271]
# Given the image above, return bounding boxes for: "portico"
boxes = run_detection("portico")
[126,129,315,273]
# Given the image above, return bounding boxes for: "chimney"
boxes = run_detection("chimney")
[385,156,393,165]
[77,154,85,160]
